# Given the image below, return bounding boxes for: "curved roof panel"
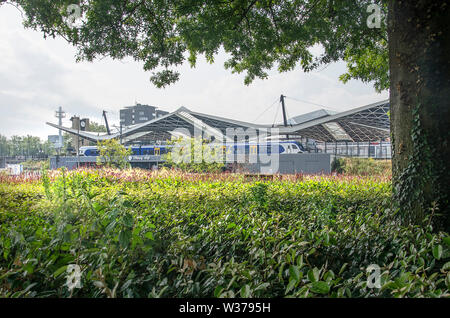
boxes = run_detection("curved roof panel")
[47,100,390,144]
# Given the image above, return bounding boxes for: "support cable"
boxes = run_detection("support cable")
[253,98,280,123]
[285,96,339,112]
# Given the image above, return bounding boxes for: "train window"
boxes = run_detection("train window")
[250,145,257,154]
[154,147,160,155]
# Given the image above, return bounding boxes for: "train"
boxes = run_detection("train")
[79,141,305,157]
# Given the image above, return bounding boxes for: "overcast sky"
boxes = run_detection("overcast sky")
[0,4,388,140]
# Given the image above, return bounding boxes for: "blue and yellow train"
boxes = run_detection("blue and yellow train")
[79,141,304,157]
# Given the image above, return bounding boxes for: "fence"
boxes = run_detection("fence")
[50,156,98,170]
[312,142,391,159]
[0,155,49,164]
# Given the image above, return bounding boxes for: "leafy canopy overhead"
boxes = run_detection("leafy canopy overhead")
[4,0,388,90]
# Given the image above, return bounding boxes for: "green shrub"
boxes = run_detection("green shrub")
[332,157,391,176]
[21,160,49,171]
[331,157,345,174]
[96,139,132,169]
[163,137,225,173]
[0,170,447,298]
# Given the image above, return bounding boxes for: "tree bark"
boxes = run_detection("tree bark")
[388,0,450,230]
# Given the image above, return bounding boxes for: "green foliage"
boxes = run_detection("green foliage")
[0,170,448,298]
[96,139,132,170]
[332,157,392,176]
[164,137,225,173]
[340,41,389,92]
[331,157,345,174]
[21,160,50,171]
[0,134,55,157]
[88,121,107,133]
[87,122,108,147]
[8,0,388,89]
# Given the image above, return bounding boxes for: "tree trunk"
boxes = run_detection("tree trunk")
[388,0,450,230]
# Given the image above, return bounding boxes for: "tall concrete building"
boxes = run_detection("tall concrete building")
[120,103,169,127]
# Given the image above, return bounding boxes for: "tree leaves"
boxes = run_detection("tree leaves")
[53,265,68,278]
[307,267,320,283]
[432,245,443,260]
[240,284,251,298]
[96,139,132,169]
[289,265,301,282]
[119,229,132,248]
[10,0,388,89]
[310,281,330,295]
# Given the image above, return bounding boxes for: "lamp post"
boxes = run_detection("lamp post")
[120,122,123,145]
[77,124,80,169]
[55,107,66,154]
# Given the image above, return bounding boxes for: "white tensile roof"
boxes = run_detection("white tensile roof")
[47,100,390,143]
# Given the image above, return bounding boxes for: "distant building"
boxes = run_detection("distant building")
[120,103,169,127]
[156,109,169,119]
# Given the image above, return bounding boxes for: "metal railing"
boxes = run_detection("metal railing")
[310,142,391,159]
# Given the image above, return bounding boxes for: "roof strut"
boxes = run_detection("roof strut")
[280,94,289,140]
[103,110,111,135]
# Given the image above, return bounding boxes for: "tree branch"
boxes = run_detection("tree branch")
[234,0,257,30]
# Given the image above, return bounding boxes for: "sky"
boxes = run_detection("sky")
[0,4,388,140]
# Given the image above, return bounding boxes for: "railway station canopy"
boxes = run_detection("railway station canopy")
[47,99,390,144]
